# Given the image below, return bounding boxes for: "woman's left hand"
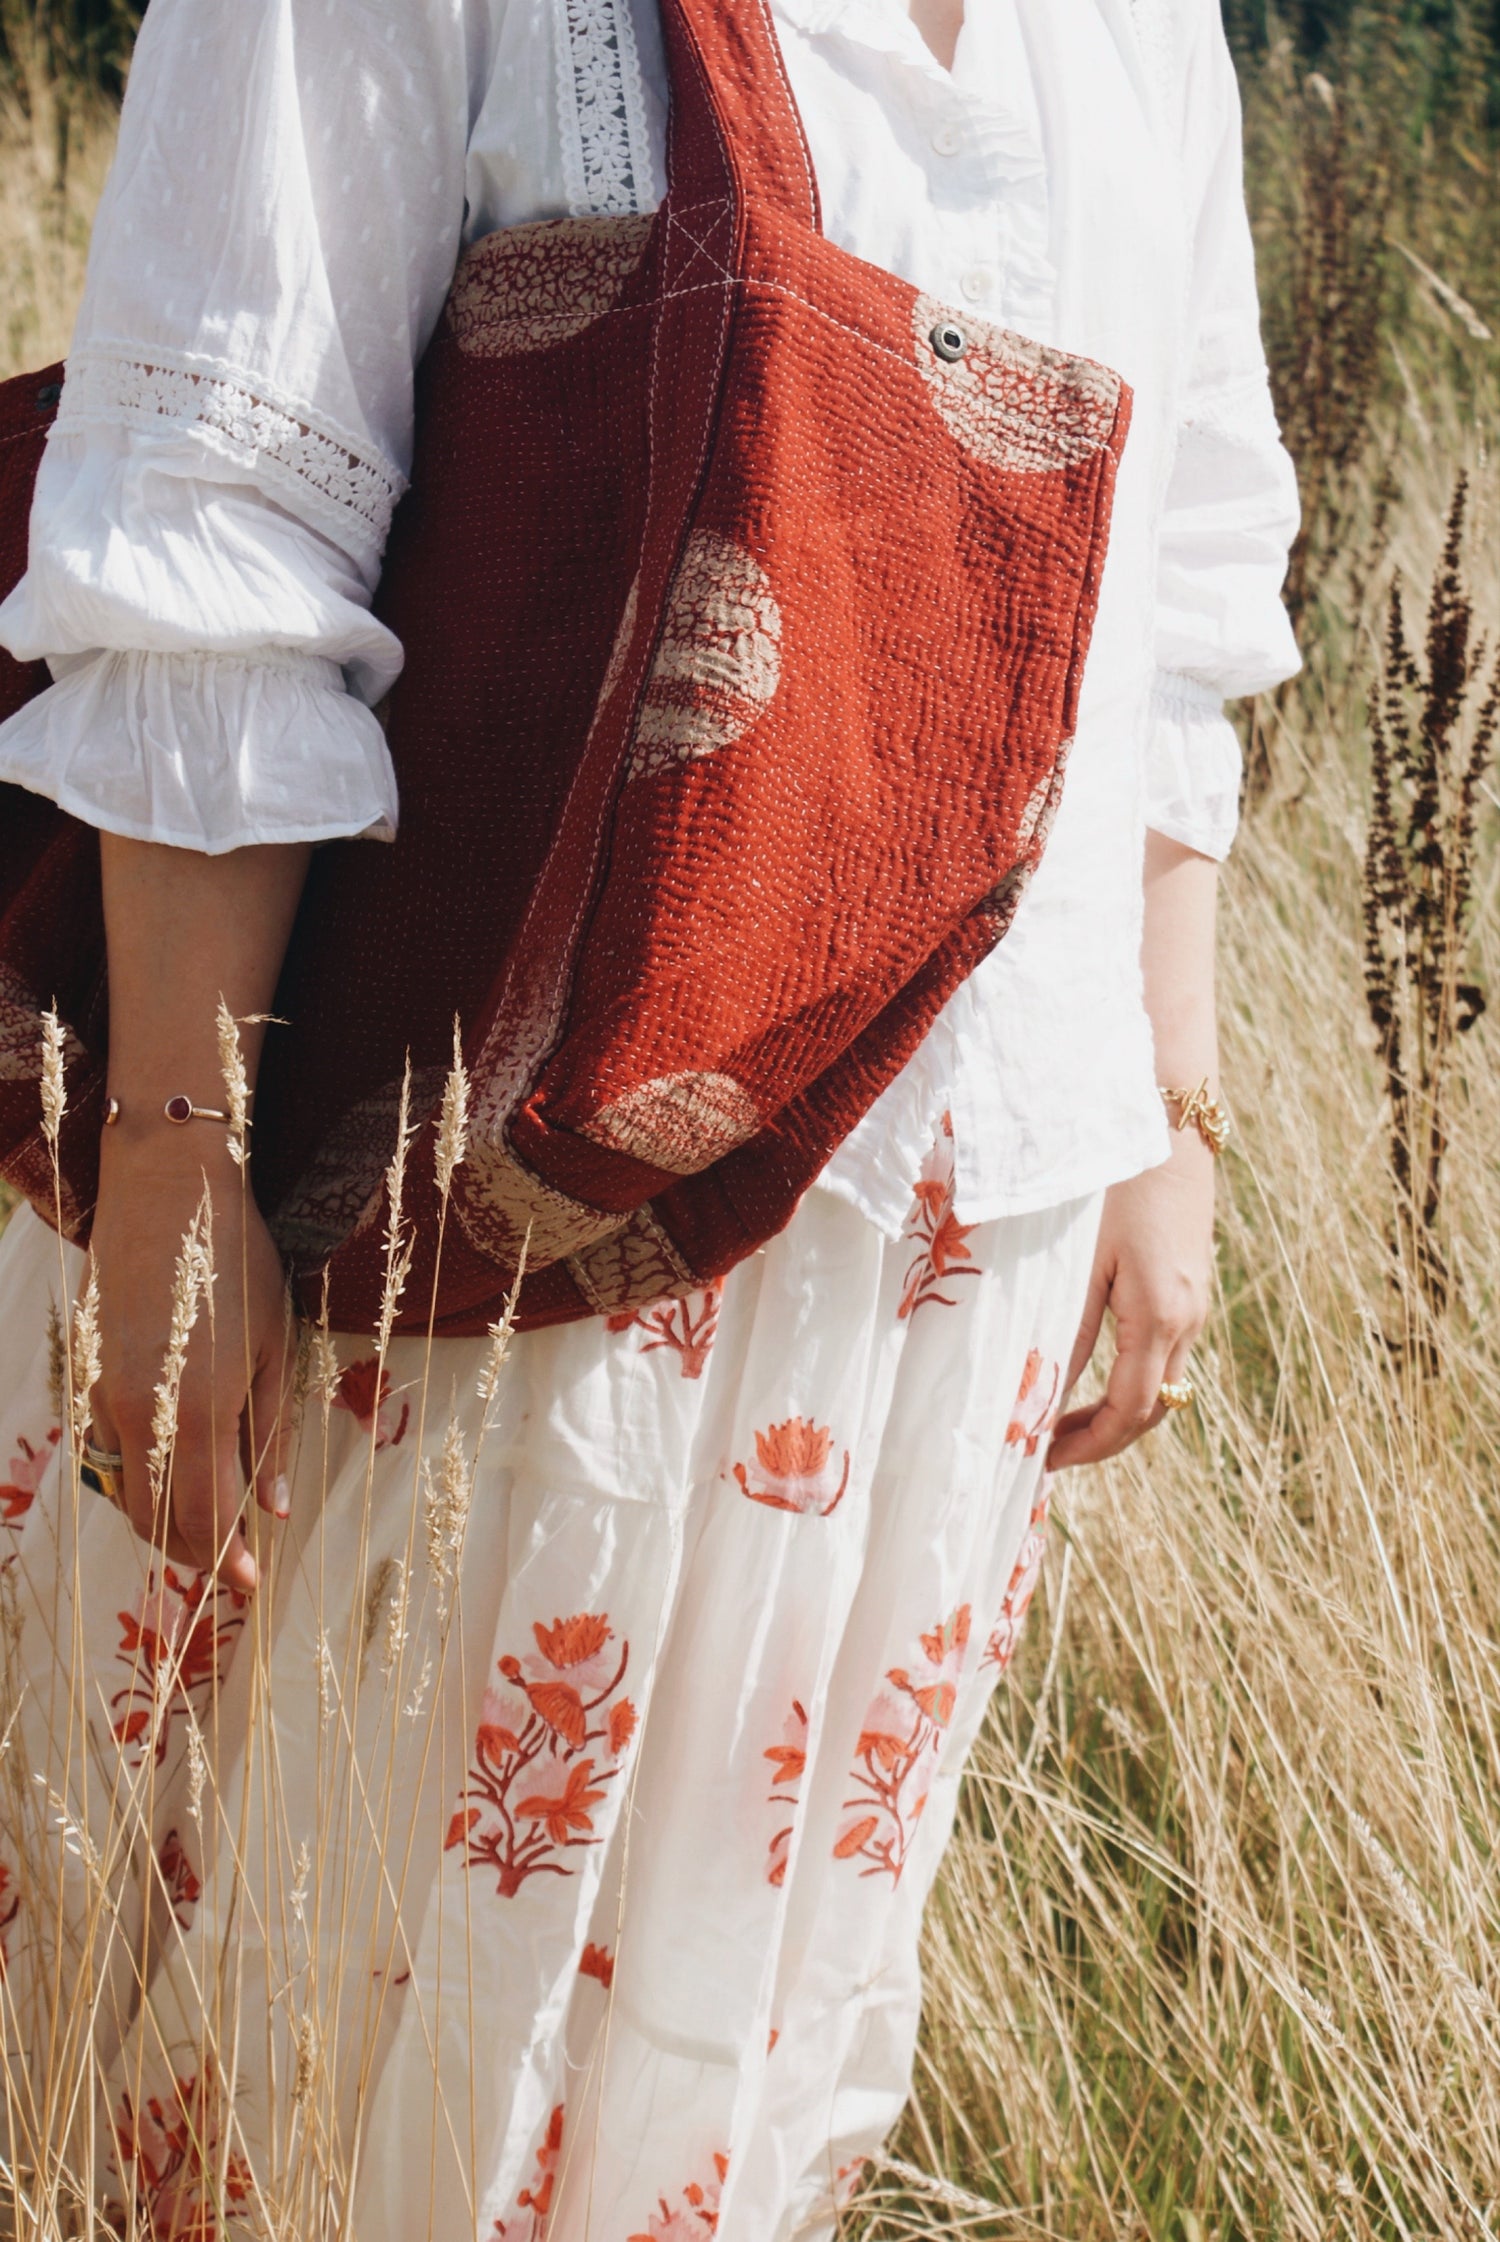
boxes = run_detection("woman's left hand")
[1046,1113,1215,1471]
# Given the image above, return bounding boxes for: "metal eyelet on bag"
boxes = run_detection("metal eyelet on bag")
[929,321,967,363]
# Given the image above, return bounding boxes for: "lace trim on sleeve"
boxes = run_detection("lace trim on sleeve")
[55,344,406,568]
[552,0,655,219]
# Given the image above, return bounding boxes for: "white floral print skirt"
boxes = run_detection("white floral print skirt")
[0,1119,1101,2242]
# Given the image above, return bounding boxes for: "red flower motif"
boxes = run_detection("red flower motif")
[157,1828,201,1926]
[444,1807,481,1853]
[836,1603,973,1882]
[1006,1348,1062,1457]
[608,1697,638,1755]
[111,2055,251,2241]
[898,1116,981,1318]
[333,1357,410,1449]
[762,1699,809,1885]
[534,1613,612,1668]
[733,1418,850,1516]
[985,1487,1051,1671]
[0,1854,19,1976]
[515,1758,609,1846]
[526,1681,588,1750]
[579,1941,615,1989]
[628,2151,730,2240]
[607,1285,723,1379]
[449,1613,636,1898]
[109,1567,248,1770]
[2,1425,60,1527]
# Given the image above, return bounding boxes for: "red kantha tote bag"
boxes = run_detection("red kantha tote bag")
[0,0,1130,1334]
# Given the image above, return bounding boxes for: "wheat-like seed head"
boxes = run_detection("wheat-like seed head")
[68,1258,101,1450]
[215,996,250,1168]
[315,1630,336,1727]
[38,1008,66,1148]
[292,2016,318,2108]
[45,1299,66,1421]
[147,1186,215,1505]
[435,1016,470,1203]
[376,1062,416,1359]
[186,1714,207,1827]
[404,1651,433,1721]
[378,1558,409,1682]
[477,1230,529,1420]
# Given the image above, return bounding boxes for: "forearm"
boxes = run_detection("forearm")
[1141,827,1219,1090]
[91,837,311,1588]
[100,837,310,1140]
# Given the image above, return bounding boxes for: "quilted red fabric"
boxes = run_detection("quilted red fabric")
[0,1,1129,1334]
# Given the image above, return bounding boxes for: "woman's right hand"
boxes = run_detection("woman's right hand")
[88,1135,295,1593]
[87,1123,296,1594]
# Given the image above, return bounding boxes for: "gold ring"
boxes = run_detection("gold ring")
[1158,1379,1196,1414]
[81,1440,126,1507]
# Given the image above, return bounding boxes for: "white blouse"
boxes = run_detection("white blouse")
[0,0,1300,1231]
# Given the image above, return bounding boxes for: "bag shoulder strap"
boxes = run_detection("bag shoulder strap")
[658,0,822,230]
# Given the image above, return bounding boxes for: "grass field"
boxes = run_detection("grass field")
[2,13,1500,2238]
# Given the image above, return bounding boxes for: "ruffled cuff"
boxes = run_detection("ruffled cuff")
[0,648,398,854]
[1142,670,1243,862]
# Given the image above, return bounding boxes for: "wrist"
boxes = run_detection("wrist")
[1159,1077,1230,1161]
[99,1102,245,1174]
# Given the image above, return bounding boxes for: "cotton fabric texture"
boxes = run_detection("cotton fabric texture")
[0,1140,1101,2239]
[0,0,1302,1228]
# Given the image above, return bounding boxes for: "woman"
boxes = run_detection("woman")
[0,0,1299,2232]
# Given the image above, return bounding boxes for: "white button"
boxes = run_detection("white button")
[960,267,995,303]
[931,121,964,156]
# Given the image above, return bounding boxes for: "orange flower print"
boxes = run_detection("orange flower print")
[156,1828,202,1928]
[834,1606,971,1883]
[1,1424,60,1533]
[763,1699,809,1887]
[984,1487,1051,1673]
[111,2054,252,2242]
[447,1613,637,1898]
[898,1114,980,1318]
[733,1419,850,1516]
[0,1852,19,1977]
[579,1941,615,1990]
[627,2150,730,2240]
[605,1283,722,1379]
[492,2102,564,2239]
[111,1566,249,1771]
[1006,1349,1061,1458]
[835,2158,869,2208]
[332,1357,410,1449]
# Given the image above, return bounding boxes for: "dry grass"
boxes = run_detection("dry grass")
[2,24,1500,2242]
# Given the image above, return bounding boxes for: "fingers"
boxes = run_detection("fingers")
[1047,1287,1207,1473]
[1046,1333,1173,1470]
[244,1313,296,1524]
[89,1363,261,1592]
[1061,1260,1110,1404]
[169,1390,259,1595]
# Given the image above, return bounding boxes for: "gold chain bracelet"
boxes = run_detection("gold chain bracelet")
[1160,1077,1231,1158]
